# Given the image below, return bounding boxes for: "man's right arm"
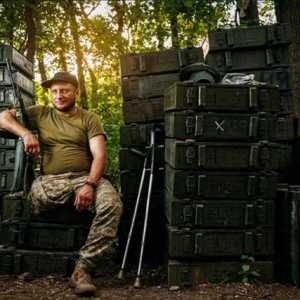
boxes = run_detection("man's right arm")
[0,109,40,158]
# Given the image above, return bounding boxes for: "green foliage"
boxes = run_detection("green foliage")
[237,255,261,283]
[123,0,235,50]
[90,73,123,189]
[35,83,51,106]
[259,0,276,24]
[221,255,261,283]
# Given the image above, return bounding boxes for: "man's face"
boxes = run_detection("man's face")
[49,82,78,112]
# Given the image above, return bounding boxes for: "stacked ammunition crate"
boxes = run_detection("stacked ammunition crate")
[0,44,93,276]
[207,24,300,285]
[118,48,204,263]
[164,82,293,286]
[0,44,35,193]
[0,191,93,275]
[206,23,292,114]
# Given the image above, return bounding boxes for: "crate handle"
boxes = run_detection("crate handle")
[197,175,206,196]
[266,48,274,65]
[138,55,146,72]
[245,204,255,226]
[247,176,256,197]
[185,146,196,166]
[244,231,254,254]
[249,87,258,108]
[249,145,259,168]
[249,116,258,138]
[197,86,206,107]
[183,205,194,225]
[195,115,204,136]
[198,145,206,168]
[195,204,204,226]
[225,51,232,68]
[194,233,203,254]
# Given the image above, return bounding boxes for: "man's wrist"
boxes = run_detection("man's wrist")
[85,180,98,189]
[21,130,31,139]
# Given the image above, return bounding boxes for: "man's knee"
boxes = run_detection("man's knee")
[100,191,122,215]
[29,177,47,204]
[95,179,122,212]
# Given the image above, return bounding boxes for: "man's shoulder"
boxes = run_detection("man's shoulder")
[26,104,51,117]
[78,108,100,122]
[78,107,97,117]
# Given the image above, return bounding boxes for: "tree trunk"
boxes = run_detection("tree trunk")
[274,0,300,115]
[5,2,15,46]
[57,39,68,71]
[170,13,179,48]
[153,0,164,50]
[65,0,88,109]
[55,19,69,71]
[85,60,98,110]
[24,0,36,63]
[237,0,259,26]
[109,0,127,54]
[35,3,47,82]
[37,51,47,82]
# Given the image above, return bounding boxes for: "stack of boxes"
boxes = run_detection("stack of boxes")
[0,44,93,276]
[205,23,300,285]
[164,81,293,286]
[0,191,93,275]
[206,23,293,116]
[118,48,204,263]
[0,45,35,192]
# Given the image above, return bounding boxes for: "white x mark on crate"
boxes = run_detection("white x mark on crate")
[215,120,225,131]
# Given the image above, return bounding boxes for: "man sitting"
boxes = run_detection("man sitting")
[0,71,123,296]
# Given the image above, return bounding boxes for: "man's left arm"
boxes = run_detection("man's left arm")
[74,135,107,211]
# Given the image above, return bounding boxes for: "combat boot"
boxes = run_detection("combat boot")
[69,264,96,295]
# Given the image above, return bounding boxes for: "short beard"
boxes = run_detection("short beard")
[53,102,76,112]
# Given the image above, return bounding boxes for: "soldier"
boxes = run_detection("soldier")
[0,71,123,296]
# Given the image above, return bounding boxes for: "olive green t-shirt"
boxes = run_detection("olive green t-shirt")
[26,105,106,175]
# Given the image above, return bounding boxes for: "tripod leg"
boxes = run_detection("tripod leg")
[134,129,156,288]
[117,150,150,280]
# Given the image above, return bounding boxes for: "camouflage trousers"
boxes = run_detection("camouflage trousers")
[28,172,123,271]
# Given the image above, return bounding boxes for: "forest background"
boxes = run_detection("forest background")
[0,0,297,187]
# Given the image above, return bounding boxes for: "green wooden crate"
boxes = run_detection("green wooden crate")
[164,111,294,141]
[206,47,289,72]
[164,82,281,113]
[0,66,34,96]
[165,192,274,228]
[120,47,204,77]
[120,168,164,197]
[208,23,290,51]
[120,123,164,147]
[0,221,89,251]
[0,87,34,108]
[168,259,274,286]
[168,227,274,258]
[0,247,76,275]
[123,97,164,124]
[122,72,180,101]
[165,165,278,200]
[119,145,164,171]
[0,44,34,78]
[165,139,291,171]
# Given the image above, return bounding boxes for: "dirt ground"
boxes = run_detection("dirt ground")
[1,265,300,300]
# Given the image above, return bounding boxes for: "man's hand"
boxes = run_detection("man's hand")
[22,131,40,159]
[74,184,95,211]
